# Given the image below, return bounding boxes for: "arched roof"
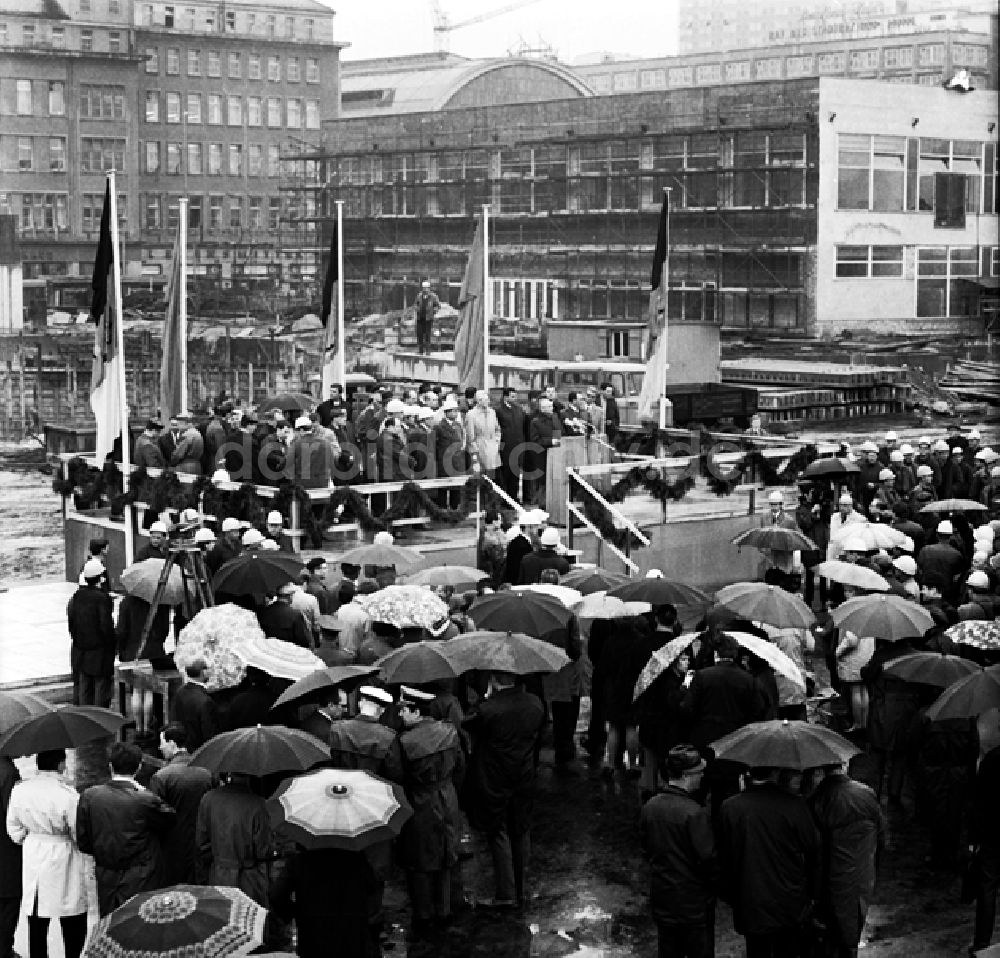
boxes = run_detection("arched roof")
[341,55,592,117]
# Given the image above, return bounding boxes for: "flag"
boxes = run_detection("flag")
[637,193,669,422]
[454,215,486,391]
[160,223,185,420]
[320,222,340,391]
[89,182,123,462]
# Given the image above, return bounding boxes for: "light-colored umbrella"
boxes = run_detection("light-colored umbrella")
[814,560,889,592]
[715,582,815,629]
[235,636,324,681]
[120,558,188,606]
[174,603,263,691]
[574,593,652,621]
[356,585,449,630]
[512,583,583,607]
[919,499,988,514]
[711,719,860,770]
[829,594,933,641]
[725,631,806,691]
[337,542,427,574]
[846,523,906,551]
[404,566,489,590]
[632,633,699,701]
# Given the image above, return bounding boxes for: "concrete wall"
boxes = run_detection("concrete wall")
[668,324,722,385]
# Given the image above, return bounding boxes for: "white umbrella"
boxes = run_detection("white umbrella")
[725,631,806,692]
[235,636,324,681]
[574,592,652,620]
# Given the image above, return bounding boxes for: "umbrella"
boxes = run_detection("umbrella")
[375,641,458,685]
[441,631,571,675]
[175,604,264,691]
[0,691,54,731]
[814,560,889,592]
[608,578,712,612]
[272,665,381,710]
[404,565,489,590]
[120,558,187,605]
[883,652,981,688]
[632,634,699,701]
[573,593,651,620]
[235,636,324,681]
[83,884,267,958]
[846,523,906,551]
[925,668,1000,722]
[829,594,933,641]
[946,620,1000,652]
[356,585,449,631]
[561,568,631,595]
[257,392,315,415]
[512,583,583,607]
[212,551,304,597]
[919,499,988,514]
[267,768,412,852]
[337,542,427,574]
[802,457,861,478]
[189,724,330,777]
[725,632,807,691]
[468,590,573,636]
[710,719,860,770]
[731,527,818,553]
[0,706,127,757]
[715,582,815,629]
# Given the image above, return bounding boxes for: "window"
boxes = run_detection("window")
[306,57,319,83]
[755,58,782,80]
[229,196,242,229]
[163,4,173,27]
[918,44,944,66]
[208,143,222,175]
[248,54,261,80]
[247,97,262,126]
[187,50,200,76]
[109,0,120,12]
[166,92,180,123]
[785,55,814,77]
[187,142,202,175]
[228,144,242,175]
[835,245,903,278]
[266,14,276,36]
[80,138,126,173]
[22,23,35,45]
[305,100,320,130]
[167,142,181,175]
[207,51,220,77]
[0,25,7,45]
[303,17,314,40]
[227,95,241,126]
[145,90,159,122]
[18,138,33,172]
[145,47,160,73]
[693,65,719,85]
[267,97,281,127]
[613,72,638,91]
[48,81,65,116]
[79,85,125,120]
[837,134,905,211]
[144,195,161,230]
[228,53,241,79]
[287,57,300,82]
[849,49,879,72]
[145,141,160,173]
[183,6,194,29]
[248,144,262,176]
[668,66,694,87]
[209,195,223,230]
[286,98,301,129]
[249,196,262,229]
[268,196,281,229]
[48,137,66,172]
[883,47,913,68]
[267,56,280,82]
[917,246,979,317]
[80,29,92,52]
[952,44,989,67]
[51,26,65,48]
[224,10,235,31]
[725,61,751,82]
[207,94,222,125]
[267,145,280,177]
[918,139,983,215]
[16,80,32,115]
[186,92,202,124]
[108,31,121,53]
[284,16,293,37]
[817,52,846,73]
[166,47,179,74]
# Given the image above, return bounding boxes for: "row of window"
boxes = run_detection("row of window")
[0,22,126,53]
[147,47,320,84]
[146,91,320,130]
[143,141,282,178]
[140,3,318,42]
[836,244,1000,279]
[6,136,125,174]
[2,79,65,117]
[142,193,283,232]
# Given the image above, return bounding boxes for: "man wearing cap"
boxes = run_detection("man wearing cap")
[414,280,440,355]
[67,558,116,707]
[878,430,898,466]
[285,416,333,490]
[257,583,313,648]
[917,520,967,605]
[135,520,170,563]
[433,397,468,503]
[206,517,243,576]
[943,445,973,500]
[397,685,464,941]
[193,526,216,556]
[910,464,938,520]
[858,442,882,509]
[262,511,295,553]
[315,383,344,429]
[466,389,502,480]
[518,525,571,585]
[170,659,221,750]
[931,440,951,495]
[759,491,801,582]
[134,419,167,470]
[875,468,900,514]
[640,745,717,958]
[891,554,921,600]
[960,570,996,620]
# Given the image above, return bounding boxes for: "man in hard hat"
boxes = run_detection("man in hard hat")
[135,520,170,562]
[917,520,966,606]
[263,510,295,553]
[758,491,802,585]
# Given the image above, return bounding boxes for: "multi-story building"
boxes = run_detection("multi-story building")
[0,0,342,313]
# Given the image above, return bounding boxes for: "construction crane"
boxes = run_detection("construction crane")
[430,0,542,54]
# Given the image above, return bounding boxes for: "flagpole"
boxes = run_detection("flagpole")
[178,196,188,414]
[107,171,133,566]
[334,199,345,387]
[481,203,490,392]
[658,188,671,431]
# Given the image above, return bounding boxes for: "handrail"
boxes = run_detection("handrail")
[566,501,640,575]
[479,472,522,513]
[567,467,650,547]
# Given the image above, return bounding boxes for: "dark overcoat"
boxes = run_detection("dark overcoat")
[149,754,214,884]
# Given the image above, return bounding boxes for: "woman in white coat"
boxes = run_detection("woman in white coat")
[5,749,89,958]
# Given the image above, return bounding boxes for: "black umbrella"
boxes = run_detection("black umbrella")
[468,591,573,637]
[0,706,126,757]
[608,578,711,611]
[560,568,631,595]
[212,551,304,596]
[188,724,330,777]
[802,457,861,478]
[0,691,54,732]
[257,393,315,416]
[271,665,381,710]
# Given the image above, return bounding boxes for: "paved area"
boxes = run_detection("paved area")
[0,579,77,689]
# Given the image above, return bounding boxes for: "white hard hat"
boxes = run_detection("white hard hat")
[937,520,954,535]
[82,558,105,580]
[212,469,231,483]
[885,430,898,442]
[267,510,283,524]
[767,491,784,504]
[386,399,405,414]
[889,450,904,463]
[860,440,878,453]
[221,517,241,532]
[242,528,265,547]
[194,528,216,544]
[892,556,917,576]
[149,521,168,534]
[441,396,459,411]
[968,571,990,590]
[933,439,950,452]
[916,465,933,478]
[878,468,895,481]
[540,527,560,547]
[421,280,431,289]
[294,416,312,429]
[373,530,394,546]
[900,444,914,456]
[838,493,854,505]
[260,539,280,551]
[970,428,982,439]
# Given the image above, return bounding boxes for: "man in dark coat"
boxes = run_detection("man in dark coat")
[528,397,562,507]
[170,659,222,750]
[67,559,116,708]
[134,520,170,563]
[0,755,20,958]
[518,526,571,585]
[640,746,717,958]
[76,743,177,916]
[463,673,545,908]
[149,723,214,884]
[257,585,313,648]
[503,514,544,585]
[495,387,527,499]
[206,518,243,576]
[600,383,620,442]
[809,764,885,958]
[917,520,967,605]
[133,419,167,470]
[284,418,333,489]
[718,767,820,957]
[971,743,1000,952]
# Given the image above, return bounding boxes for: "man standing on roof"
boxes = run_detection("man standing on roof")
[415,281,441,355]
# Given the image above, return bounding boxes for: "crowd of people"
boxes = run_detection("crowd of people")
[5,420,1000,958]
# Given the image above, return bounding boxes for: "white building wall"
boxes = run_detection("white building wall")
[0,265,24,331]
[816,78,998,336]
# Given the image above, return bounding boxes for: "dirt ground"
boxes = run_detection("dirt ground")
[0,443,63,587]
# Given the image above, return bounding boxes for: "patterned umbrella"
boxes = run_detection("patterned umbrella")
[356,585,449,630]
[468,591,573,637]
[0,707,127,758]
[272,665,381,710]
[234,636,324,681]
[441,631,570,675]
[731,527,818,553]
[814,560,889,592]
[726,631,806,691]
[120,558,188,606]
[561,568,631,595]
[945,620,1000,652]
[189,725,329,777]
[919,499,988,514]
[926,668,1000,721]
[715,582,815,629]
[174,604,265,691]
[574,593,652,621]
[0,691,54,732]
[404,566,490,590]
[337,543,427,574]
[83,884,267,958]
[267,768,412,852]
[632,634,699,701]
[710,719,860,770]
[830,594,933,641]
[883,652,981,688]
[375,641,458,685]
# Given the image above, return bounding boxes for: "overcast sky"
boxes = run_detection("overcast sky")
[323,0,680,64]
